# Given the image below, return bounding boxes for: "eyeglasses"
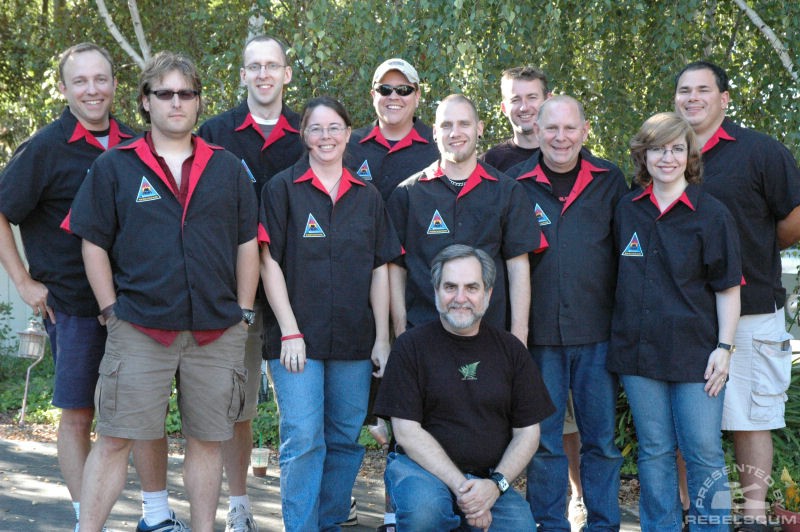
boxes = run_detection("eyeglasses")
[149,89,200,101]
[374,84,416,97]
[647,145,687,157]
[305,125,348,138]
[244,63,286,74]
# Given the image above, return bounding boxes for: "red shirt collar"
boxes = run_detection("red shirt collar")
[235,112,299,150]
[360,124,429,153]
[633,183,695,217]
[67,118,132,150]
[422,162,497,198]
[517,157,608,212]
[294,166,365,202]
[701,124,735,153]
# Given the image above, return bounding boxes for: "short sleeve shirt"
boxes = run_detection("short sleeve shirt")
[0,107,134,316]
[699,118,800,314]
[387,161,541,329]
[259,157,402,360]
[607,184,742,382]
[374,320,554,474]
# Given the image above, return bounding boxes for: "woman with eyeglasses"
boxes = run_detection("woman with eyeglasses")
[607,112,741,531]
[258,96,401,531]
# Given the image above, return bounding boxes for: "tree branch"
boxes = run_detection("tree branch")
[95,0,145,69]
[127,0,150,62]
[731,0,797,82]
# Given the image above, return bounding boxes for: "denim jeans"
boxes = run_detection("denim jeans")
[621,375,731,532]
[268,358,372,532]
[527,342,623,531]
[385,452,536,531]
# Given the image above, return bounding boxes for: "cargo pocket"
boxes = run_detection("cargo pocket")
[95,355,122,422]
[749,333,792,422]
[227,367,247,422]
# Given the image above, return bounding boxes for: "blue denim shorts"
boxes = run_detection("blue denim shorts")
[44,311,107,409]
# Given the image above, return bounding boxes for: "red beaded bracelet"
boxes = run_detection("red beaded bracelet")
[281,333,304,341]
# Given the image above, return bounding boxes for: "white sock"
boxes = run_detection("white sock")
[384,512,396,524]
[141,489,171,526]
[73,501,80,521]
[229,495,251,513]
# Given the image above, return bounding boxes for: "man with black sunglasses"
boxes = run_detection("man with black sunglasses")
[68,51,259,532]
[198,34,303,532]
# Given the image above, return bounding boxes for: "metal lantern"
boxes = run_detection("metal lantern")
[16,318,48,425]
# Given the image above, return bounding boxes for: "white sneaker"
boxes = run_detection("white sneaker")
[339,497,357,526]
[568,497,588,532]
[225,504,257,532]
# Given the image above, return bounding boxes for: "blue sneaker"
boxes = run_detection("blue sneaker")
[136,511,190,532]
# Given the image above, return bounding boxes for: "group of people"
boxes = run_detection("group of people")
[0,31,798,532]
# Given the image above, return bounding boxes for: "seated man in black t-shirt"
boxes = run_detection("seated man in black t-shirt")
[374,244,554,531]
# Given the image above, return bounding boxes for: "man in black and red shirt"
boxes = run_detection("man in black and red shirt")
[674,61,800,531]
[0,42,133,529]
[197,34,302,532]
[69,52,259,532]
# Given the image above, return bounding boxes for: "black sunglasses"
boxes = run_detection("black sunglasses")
[149,89,200,101]
[374,84,416,97]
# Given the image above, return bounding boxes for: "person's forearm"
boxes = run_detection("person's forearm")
[260,245,300,335]
[715,285,741,344]
[493,425,539,481]
[389,263,408,336]
[777,204,800,249]
[0,212,30,287]
[506,254,531,344]
[370,264,390,343]
[392,418,467,493]
[82,239,116,310]
[236,238,259,310]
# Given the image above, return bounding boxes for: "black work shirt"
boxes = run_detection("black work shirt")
[699,118,800,315]
[608,184,742,382]
[68,135,257,330]
[374,320,554,474]
[480,139,539,173]
[515,153,629,346]
[387,161,542,330]
[346,118,439,201]
[0,107,134,316]
[259,158,402,360]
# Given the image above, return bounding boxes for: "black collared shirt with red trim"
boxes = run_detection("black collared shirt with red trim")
[67,134,257,330]
[346,117,439,201]
[387,161,542,330]
[699,118,800,315]
[607,184,742,382]
[258,157,402,360]
[197,101,303,203]
[0,107,134,316]
[514,152,629,346]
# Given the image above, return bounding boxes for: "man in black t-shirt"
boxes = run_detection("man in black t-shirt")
[374,244,553,531]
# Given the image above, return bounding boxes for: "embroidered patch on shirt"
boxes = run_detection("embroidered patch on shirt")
[303,213,326,238]
[426,209,449,234]
[534,203,551,226]
[357,159,372,180]
[136,176,161,203]
[622,232,644,256]
[459,361,479,380]
[241,159,256,183]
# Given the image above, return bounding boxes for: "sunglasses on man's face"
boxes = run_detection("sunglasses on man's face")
[374,84,416,97]
[149,89,200,101]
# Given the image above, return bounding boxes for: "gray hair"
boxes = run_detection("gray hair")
[430,244,496,290]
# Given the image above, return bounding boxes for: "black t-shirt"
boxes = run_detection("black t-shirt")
[480,139,539,173]
[541,159,580,202]
[374,321,554,474]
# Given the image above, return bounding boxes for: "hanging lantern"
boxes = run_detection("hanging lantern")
[17,318,47,359]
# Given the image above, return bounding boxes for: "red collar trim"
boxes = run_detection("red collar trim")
[701,125,736,153]
[518,158,608,212]
[67,118,132,150]
[422,162,497,198]
[235,112,299,149]
[634,183,696,217]
[294,166,365,201]
[360,124,429,153]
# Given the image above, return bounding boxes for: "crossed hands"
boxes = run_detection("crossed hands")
[456,478,499,531]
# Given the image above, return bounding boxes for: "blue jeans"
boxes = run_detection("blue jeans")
[621,375,731,532]
[268,358,372,532]
[385,452,536,531]
[527,342,622,531]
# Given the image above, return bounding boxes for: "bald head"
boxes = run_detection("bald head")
[534,95,589,173]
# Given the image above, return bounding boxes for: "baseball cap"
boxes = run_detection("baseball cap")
[372,58,420,85]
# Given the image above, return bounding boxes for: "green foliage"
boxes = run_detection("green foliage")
[252,396,280,448]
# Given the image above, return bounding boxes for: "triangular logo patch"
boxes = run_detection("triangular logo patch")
[534,203,551,226]
[136,176,161,202]
[427,209,449,234]
[303,213,326,238]
[241,159,256,182]
[357,159,372,180]
[622,232,644,256]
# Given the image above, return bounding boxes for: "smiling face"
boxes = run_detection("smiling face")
[674,67,729,139]
[142,70,200,140]
[241,38,291,114]
[434,256,491,335]
[646,135,689,188]
[371,70,420,132]
[535,98,589,173]
[58,49,117,130]
[500,77,546,136]
[433,98,483,165]
[303,104,351,166]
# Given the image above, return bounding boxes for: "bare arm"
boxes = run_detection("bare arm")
[704,285,740,397]
[391,417,468,493]
[0,212,54,322]
[370,264,391,377]
[260,244,305,372]
[389,263,408,337]
[236,238,259,311]
[505,253,531,345]
[777,204,800,249]
[82,239,116,312]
